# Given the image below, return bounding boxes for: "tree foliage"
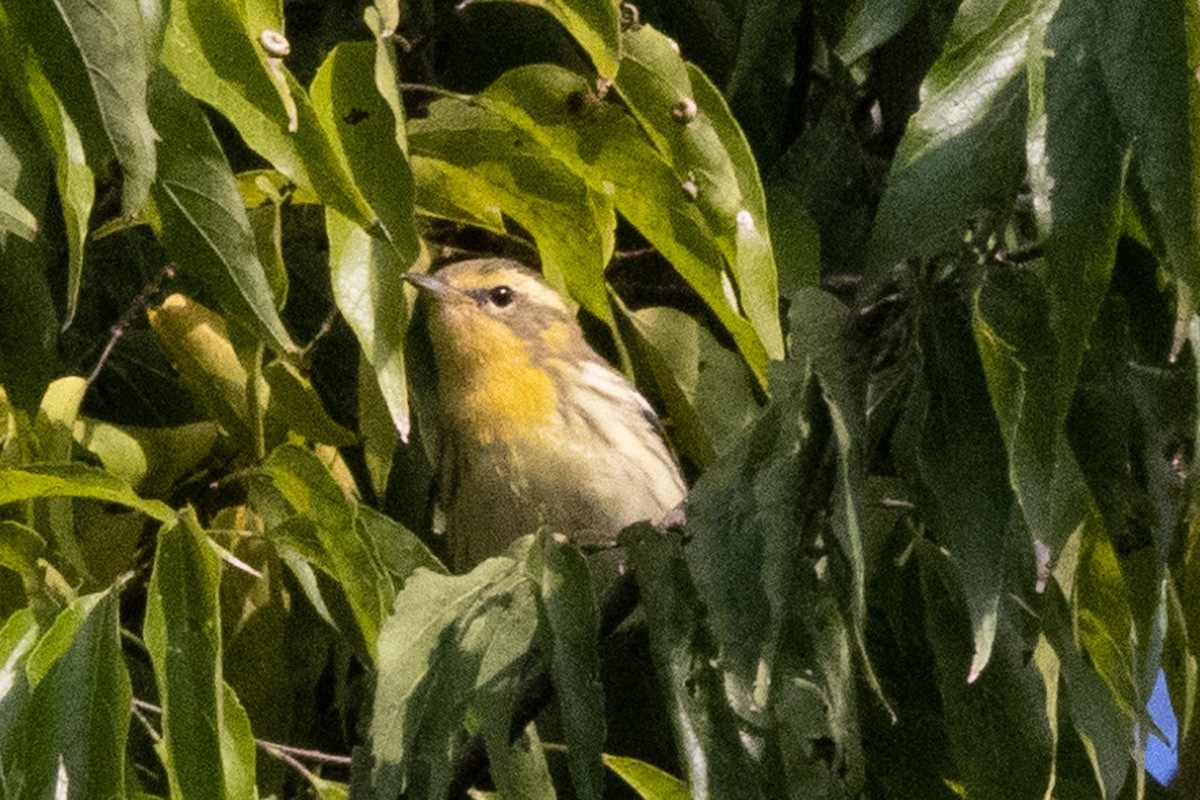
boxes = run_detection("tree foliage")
[0,0,1198,798]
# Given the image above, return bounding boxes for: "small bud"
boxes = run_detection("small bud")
[260,29,290,57]
[671,96,698,124]
[681,179,698,199]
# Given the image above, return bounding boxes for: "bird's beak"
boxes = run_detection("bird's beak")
[402,271,452,299]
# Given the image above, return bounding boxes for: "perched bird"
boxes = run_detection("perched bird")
[405,258,686,571]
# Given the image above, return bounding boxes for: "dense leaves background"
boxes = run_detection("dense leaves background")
[1,0,1199,797]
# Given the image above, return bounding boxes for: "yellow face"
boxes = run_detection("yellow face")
[406,259,585,444]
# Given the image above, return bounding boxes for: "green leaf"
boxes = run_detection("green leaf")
[973,268,1084,553]
[311,41,418,250]
[836,0,927,64]
[917,545,1053,800]
[12,50,94,325]
[0,463,174,521]
[325,210,414,440]
[1025,0,1124,412]
[161,0,377,229]
[408,97,617,328]
[622,523,761,800]
[311,39,420,439]
[3,0,156,215]
[358,504,445,581]
[1098,0,1200,316]
[262,360,357,446]
[369,558,531,798]
[261,444,393,657]
[0,68,57,413]
[615,26,784,362]
[532,534,604,800]
[0,185,35,241]
[897,289,1014,680]
[147,70,296,356]
[144,510,256,800]
[1043,568,1132,798]
[0,607,38,767]
[21,589,131,800]
[464,0,621,78]
[602,755,690,800]
[868,0,1032,273]
[473,64,772,385]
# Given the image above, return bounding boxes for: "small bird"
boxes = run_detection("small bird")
[405,258,686,571]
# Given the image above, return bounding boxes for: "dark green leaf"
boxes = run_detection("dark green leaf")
[623,523,761,800]
[369,557,532,798]
[868,0,1031,273]
[533,533,604,800]
[900,290,1013,679]
[12,50,94,324]
[0,67,57,413]
[1098,0,1200,318]
[836,0,927,64]
[917,545,1053,800]
[465,0,621,78]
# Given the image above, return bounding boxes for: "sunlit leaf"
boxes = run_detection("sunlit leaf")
[148,72,296,356]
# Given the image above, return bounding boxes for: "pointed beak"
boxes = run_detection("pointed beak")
[403,271,452,300]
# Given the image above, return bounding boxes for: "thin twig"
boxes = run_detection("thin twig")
[130,701,162,744]
[87,263,177,384]
[130,697,352,775]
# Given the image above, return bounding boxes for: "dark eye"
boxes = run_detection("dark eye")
[488,286,515,307]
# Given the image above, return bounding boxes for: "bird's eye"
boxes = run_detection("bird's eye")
[488,286,515,307]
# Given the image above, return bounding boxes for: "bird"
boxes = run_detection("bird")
[405,258,686,571]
